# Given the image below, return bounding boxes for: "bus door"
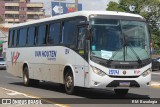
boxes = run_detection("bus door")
[75,26,89,87]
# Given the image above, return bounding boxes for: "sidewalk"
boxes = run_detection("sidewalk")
[0,87,63,107]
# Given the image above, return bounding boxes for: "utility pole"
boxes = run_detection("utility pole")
[59,2,62,15]
[75,0,78,11]
[51,0,52,16]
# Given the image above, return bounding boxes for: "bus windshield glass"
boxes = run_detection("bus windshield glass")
[90,18,150,61]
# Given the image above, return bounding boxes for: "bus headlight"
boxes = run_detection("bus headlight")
[141,68,151,77]
[91,66,106,76]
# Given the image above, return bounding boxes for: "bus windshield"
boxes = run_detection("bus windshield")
[90,19,150,61]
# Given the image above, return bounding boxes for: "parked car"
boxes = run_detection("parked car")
[152,57,160,71]
[0,57,6,70]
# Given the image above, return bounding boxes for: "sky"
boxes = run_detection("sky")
[31,0,118,16]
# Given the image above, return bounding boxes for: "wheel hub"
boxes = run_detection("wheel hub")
[66,76,72,88]
[24,74,27,83]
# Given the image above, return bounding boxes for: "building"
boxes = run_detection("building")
[0,0,44,24]
[0,0,45,57]
[0,27,8,57]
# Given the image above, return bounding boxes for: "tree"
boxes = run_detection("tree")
[107,1,124,12]
[106,0,160,50]
[152,33,160,50]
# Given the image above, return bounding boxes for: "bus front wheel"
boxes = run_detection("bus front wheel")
[64,71,75,94]
[23,66,39,86]
[114,89,129,96]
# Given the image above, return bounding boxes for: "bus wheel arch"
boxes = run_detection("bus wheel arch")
[63,66,75,94]
[22,63,39,86]
[23,63,28,72]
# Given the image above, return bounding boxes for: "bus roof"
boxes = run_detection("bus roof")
[11,11,144,28]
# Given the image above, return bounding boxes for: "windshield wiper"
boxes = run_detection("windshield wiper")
[106,48,122,64]
[106,34,142,65]
[126,44,142,64]
[123,33,142,64]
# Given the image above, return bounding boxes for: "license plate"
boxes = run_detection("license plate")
[119,82,130,87]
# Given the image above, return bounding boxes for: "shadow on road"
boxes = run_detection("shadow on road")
[10,81,150,99]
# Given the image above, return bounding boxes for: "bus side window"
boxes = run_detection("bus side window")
[61,21,76,46]
[27,27,36,46]
[11,30,15,47]
[13,30,18,47]
[8,30,13,47]
[78,27,86,50]
[37,24,47,45]
[18,28,27,47]
[48,23,60,45]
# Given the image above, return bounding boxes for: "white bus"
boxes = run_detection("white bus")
[7,11,151,95]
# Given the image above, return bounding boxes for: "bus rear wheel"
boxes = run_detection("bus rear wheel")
[64,71,75,94]
[23,66,39,86]
[114,89,129,96]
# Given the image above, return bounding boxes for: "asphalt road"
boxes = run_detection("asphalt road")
[152,71,160,81]
[0,70,160,107]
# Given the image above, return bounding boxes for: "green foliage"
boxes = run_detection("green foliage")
[107,1,124,12]
[152,33,160,50]
[106,0,160,50]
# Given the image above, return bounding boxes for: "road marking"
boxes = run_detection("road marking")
[7,92,24,96]
[1,87,35,98]
[151,85,160,88]
[0,87,70,107]
[150,81,160,88]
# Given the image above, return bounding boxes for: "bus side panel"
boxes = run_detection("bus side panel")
[6,49,23,78]
[7,46,89,87]
[84,63,89,87]
[18,49,33,78]
[33,64,41,80]
[29,47,60,83]
[58,47,76,85]
[57,47,88,87]
[50,65,60,83]
[28,63,34,79]
[74,54,85,87]
[59,65,65,84]
[40,64,50,81]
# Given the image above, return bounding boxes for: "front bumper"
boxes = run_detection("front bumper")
[0,65,6,69]
[89,72,151,89]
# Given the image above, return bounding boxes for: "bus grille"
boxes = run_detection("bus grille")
[107,80,140,87]
[115,65,134,69]
[108,75,139,78]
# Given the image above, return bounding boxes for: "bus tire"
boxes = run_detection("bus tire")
[23,66,39,86]
[114,89,128,96]
[64,71,75,94]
